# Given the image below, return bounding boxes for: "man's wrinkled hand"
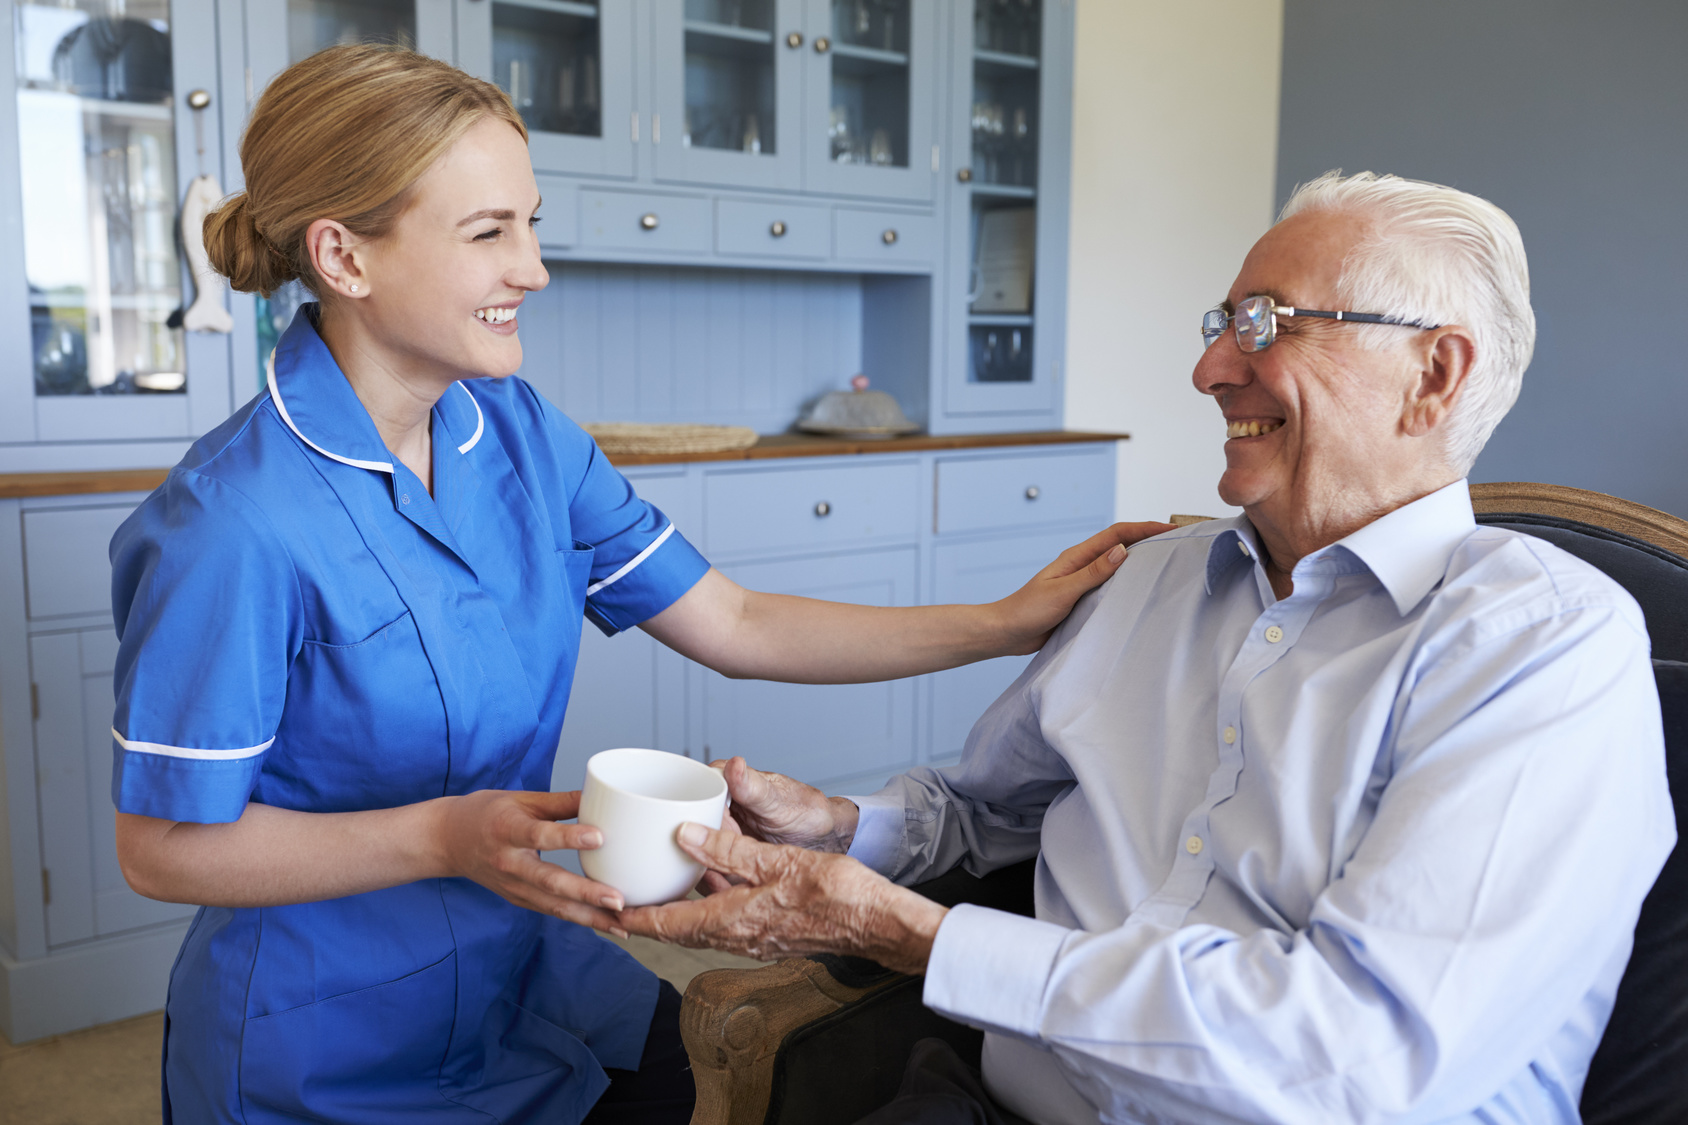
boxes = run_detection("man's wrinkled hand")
[994,521,1176,655]
[621,822,945,976]
[708,757,859,852]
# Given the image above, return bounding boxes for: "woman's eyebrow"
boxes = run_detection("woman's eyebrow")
[456,208,517,226]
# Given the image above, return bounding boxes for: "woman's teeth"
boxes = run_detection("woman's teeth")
[475,307,516,325]
[1227,420,1282,439]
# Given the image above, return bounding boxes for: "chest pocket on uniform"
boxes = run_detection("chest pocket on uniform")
[265,609,450,812]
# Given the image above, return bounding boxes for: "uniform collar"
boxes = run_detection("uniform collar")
[1203,479,1476,616]
[266,304,484,474]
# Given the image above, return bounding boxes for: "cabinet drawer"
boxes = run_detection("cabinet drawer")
[716,199,830,260]
[23,505,136,619]
[705,462,920,557]
[833,208,936,265]
[579,190,712,254]
[935,449,1113,536]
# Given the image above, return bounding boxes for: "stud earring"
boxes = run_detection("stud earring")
[349,284,360,293]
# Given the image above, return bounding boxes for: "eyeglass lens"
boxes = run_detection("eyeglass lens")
[1201,297,1276,352]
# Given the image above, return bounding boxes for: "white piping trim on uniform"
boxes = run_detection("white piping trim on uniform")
[113,727,275,761]
[586,523,677,597]
[267,350,395,473]
[455,382,484,454]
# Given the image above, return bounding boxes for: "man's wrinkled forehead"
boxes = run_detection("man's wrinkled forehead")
[1228,209,1374,307]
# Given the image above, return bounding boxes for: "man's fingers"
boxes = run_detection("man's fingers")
[675,822,783,882]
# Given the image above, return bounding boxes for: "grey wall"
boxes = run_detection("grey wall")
[1276,1,1688,517]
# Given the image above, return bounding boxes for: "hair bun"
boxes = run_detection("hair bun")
[202,192,297,297]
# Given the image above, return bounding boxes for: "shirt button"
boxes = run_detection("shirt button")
[401,494,411,505]
[1238,541,1251,557]
[1223,726,1236,744]
[1264,624,1284,643]
[1185,835,1204,855]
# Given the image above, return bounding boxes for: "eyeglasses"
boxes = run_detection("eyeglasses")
[1201,295,1439,353]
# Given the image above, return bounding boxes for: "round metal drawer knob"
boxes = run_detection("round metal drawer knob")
[814,501,832,517]
[814,36,831,53]
[1025,486,1040,500]
[956,167,973,183]
[770,220,788,237]
[786,31,804,48]
[186,88,212,110]
[881,228,898,245]
[639,213,659,231]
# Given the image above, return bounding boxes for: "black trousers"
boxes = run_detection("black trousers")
[582,979,696,1124]
[852,1039,1036,1125]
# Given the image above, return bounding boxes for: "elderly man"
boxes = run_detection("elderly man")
[621,172,1675,1124]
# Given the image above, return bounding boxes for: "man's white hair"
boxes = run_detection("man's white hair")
[1278,171,1534,475]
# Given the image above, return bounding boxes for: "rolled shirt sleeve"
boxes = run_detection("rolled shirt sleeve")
[110,470,304,824]
[917,603,1674,1123]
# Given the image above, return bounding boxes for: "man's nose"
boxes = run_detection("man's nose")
[1192,336,1248,397]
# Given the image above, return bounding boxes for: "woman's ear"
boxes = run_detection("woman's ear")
[304,218,369,299]
[1403,326,1476,439]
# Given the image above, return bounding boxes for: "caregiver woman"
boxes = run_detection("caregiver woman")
[111,44,1155,1124]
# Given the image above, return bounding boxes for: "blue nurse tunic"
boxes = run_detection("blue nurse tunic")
[109,307,711,1123]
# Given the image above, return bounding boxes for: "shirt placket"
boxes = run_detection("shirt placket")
[1134,544,1335,928]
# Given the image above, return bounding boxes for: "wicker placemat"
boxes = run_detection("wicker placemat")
[582,422,760,455]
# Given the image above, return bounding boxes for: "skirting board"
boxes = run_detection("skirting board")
[0,921,189,1043]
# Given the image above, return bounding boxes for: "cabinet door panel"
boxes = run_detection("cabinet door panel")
[802,0,938,202]
[704,550,915,786]
[651,0,805,192]
[22,504,136,620]
[928,529,1079,762]
[32,633,95,947]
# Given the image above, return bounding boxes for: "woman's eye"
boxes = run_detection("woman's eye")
[529,215,543,227]
[474,227,502,242]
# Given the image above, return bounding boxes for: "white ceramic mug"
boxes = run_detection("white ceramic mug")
[577,748,729,907]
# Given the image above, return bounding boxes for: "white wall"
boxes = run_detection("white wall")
[1064,0,1284,522]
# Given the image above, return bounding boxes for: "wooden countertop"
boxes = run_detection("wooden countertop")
[0,430,1128,499]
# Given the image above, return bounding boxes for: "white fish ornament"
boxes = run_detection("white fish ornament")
[180,173,233,334]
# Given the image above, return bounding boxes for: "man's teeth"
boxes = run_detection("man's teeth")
[1226,420,1282,439]
[475,307,516,324]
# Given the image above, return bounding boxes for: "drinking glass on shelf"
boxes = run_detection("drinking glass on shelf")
[507,58,533,110]
[830,104,853,162]
[869,128,891,166]
[742,113,761,154]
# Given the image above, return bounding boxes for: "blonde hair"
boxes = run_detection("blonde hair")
[204,44,527,297]
[1278,171,1535,476]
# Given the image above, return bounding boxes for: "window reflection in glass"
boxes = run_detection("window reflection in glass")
[17,0,185,395]
[493,1,600,139]
[827,0,908,167]
[287,0,413,62]
[682,0,775,154]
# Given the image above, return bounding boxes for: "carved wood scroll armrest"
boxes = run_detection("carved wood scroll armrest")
[682,957,906,1125]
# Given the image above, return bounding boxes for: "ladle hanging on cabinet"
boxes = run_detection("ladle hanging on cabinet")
[174,87,234,334]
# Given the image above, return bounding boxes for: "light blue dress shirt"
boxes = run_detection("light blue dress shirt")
[849,480,1674,1125]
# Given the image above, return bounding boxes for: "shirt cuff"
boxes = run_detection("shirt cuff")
[923,903,1070,1040]
[843,791,906,875]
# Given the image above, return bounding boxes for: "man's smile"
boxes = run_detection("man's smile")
[1225,419,1283,439]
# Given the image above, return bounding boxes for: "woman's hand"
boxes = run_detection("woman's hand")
[620,822,946,976]
[989,521,1176,656]
[433,788,629,934]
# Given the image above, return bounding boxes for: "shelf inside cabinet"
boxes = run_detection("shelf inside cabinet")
[499,0,599,16]
[970,183,1035,200]
[830,43,910,70]
[974,48,1038,74]
[682,19,773,46]
[970,313,1034,327]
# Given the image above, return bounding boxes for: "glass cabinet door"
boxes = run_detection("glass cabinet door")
[4,0,233,444]
[651,0,804,192]
[942,0,1067,419]
[801,0,936,202]
[455,0,635,179]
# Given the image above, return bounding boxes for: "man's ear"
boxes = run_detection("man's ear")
[304,218,369,300]
[1402,326,1476,438]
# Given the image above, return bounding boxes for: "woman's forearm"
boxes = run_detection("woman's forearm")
[116,800,453,908]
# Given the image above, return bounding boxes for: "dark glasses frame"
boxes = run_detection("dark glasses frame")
[1202,295,1440,353]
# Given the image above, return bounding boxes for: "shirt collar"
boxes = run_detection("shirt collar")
[1202,479,1477,616]
[266,304,485,474]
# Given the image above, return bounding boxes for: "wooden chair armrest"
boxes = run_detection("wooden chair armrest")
[682,957,906,1125]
